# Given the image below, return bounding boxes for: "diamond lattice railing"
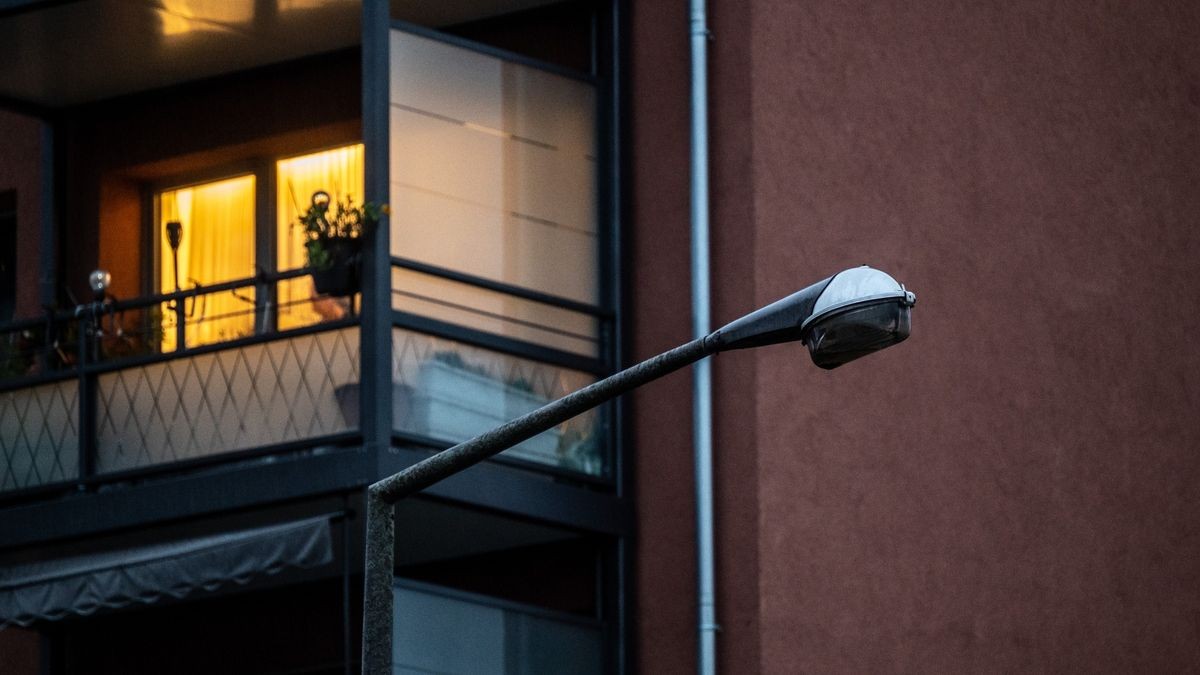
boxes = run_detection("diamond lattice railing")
[0,379,79,491]
[391,327,604,476]
[96,328,360,474]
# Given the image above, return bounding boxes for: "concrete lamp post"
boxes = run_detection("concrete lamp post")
[362,265,916,674]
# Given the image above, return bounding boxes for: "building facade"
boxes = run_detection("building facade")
[3,0,1200,674]
[630,1,1200,672]
[0,1,625,673]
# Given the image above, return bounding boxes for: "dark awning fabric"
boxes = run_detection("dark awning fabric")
[0,515,333,628]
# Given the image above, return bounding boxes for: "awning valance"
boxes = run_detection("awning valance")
[0,515,333,628]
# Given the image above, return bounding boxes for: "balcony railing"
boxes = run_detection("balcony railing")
[387,257,612,481]
[0,268,361,496]
[0,257,616,498]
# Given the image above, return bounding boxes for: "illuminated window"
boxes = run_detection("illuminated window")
[151,144,362,349]
[157,175,256,350]
[276,144,364,330]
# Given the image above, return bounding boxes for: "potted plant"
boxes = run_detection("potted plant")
[299,191,386,296]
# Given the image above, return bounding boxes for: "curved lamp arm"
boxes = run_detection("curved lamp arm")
[362,265,916,674]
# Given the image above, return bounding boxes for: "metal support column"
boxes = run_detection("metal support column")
[360,0,393,671]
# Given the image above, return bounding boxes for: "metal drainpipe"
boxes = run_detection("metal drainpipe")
[690,0,718,674]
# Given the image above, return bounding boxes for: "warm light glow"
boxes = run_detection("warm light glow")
[157,0,254,37]
[277,144,365,329]
[159,175,256,350]
[278,0,335,11]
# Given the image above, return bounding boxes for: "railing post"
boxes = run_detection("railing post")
[174,298,186,352]
[37,309,52,374]
[76,304,97,483]
[361,0,392,450]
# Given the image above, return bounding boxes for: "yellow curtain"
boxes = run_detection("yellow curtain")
[276,144,364,330]
[159,175,256,350]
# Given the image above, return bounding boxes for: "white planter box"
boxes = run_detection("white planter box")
[410,359,562,466]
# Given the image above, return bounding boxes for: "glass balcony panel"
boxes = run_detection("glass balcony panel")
[0,379,79,491]
[393,583,603,675]
[96,327,359,474]
[389,29,599,306]
[391,267,599,357]
[392,328,605,478]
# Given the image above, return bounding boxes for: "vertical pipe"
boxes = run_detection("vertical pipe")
[76,305,93,483]
[690,1,718,674]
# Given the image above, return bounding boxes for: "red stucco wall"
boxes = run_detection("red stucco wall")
[633,1,1200,672]
[628,1,697,672]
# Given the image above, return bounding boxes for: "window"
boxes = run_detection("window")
[393,581,602,675]
[276,144,364,329]
[154,144,365,348]
[157,175,256,350]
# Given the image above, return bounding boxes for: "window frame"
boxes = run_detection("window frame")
[141,142,367,338]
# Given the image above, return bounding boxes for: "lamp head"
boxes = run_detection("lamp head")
[707,266,915,369]
[165,220,183,251]
[799,267,915,369]
[88,269,111,301]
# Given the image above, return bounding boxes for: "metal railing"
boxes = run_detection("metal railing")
[0,258,619,497]
[0,267,362,497]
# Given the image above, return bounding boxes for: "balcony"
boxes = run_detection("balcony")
[0,0,617,503]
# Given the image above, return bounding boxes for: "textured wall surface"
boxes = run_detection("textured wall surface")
[628,1,697,672]
[633,1,1200,672]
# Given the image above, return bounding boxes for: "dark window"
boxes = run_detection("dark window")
[0,190,15,322]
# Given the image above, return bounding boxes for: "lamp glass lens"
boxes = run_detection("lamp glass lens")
[804,301,911,369]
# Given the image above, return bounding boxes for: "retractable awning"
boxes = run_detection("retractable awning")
[0,515,333,628]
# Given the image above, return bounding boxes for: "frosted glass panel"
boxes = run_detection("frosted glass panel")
[393,586,505,674]
[389,30,598,308]
[392,267,599,356]
[0,379,79,490]
[392,328,605,477]
[394,584,603,675]
[96,328,359,473]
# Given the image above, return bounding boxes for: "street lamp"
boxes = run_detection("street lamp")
[362,265,916,674]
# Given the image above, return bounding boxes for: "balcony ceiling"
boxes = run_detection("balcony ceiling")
[0,0,558,109]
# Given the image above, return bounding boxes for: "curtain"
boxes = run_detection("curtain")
[159,175,256,350]
[276,144,365,330]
